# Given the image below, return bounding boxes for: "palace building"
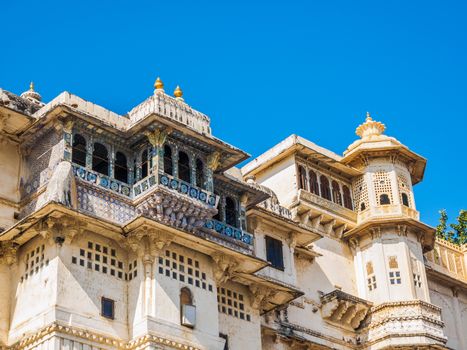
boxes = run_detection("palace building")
[0,79,465,350]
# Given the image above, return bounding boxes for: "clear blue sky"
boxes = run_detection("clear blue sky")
[1,0,466,227]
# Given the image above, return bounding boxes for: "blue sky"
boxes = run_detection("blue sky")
[1,0,466,227]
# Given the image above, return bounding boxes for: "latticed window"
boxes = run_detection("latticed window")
[308,170,320,195]
[353,176,369,212]
[388,256,401,285]
[373,171,393,205]
[380,194,391,205]
[342,185,353,210]
[331,180,342,205]
[92,142,109,176]
[320,175,331,201]
[72,134,87,167]
[398,174,412,207]
[298,165,307,190]
[401,192,410,207]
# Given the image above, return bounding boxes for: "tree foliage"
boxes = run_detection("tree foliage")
[436,209,467,245]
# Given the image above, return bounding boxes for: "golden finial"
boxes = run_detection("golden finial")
[174,85,183,99]
[154,77,164,90]
[29,81,35,91]
[366,111,372,121]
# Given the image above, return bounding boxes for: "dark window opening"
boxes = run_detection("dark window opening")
[72,134,87,167]
[196,158,205,189]
[213,193,222,221]
[114,152,128,183]
[178,151,191,183]
[401,193,410,207]
[225,197,237,227]
[141,149,149,179]
[219,333,229,350]
[298,166,307,190]
[308,170,319,195]
[92,143,109,176]
[164,145,173,176]
[380,194,391,205]
[101,297,115,319]
[320,175,331,201]
[332,180,342,205]
[343,186,353,210]
[360,202,366,211]
[265,236,284,270]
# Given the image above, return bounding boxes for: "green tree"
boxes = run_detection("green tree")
[436,209,448,240]
[450,210,467,245]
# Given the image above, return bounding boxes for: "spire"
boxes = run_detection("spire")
[154,77,164,94]
[355,112,385,139]
[21,81,42,103]
[174,85,184,101]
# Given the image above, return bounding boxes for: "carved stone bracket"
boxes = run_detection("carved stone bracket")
[207,151,221,171]
[0,242,18,265]
[369,226,381,240]
[35,214,87,245]
[145,128,173,147]
[249,283,278,311]
[126,226,172,257]
[211,252,237,284]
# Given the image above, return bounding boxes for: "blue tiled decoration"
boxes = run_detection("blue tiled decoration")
[204,219,253,246]
[73,165,132,198]
[159,173,217,207]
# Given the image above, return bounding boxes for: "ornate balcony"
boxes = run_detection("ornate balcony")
[201,219,254,254]
[320,289,371,331]
[357,204,420,223]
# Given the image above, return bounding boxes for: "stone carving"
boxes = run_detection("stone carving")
[35,214,87,245]
[41,161,77,208]
[145,127,173,147]
[211,252,237,284]
[207,151,221,171]
[0,242,18,265]
[126,226,172,255]
[249,284,278,311]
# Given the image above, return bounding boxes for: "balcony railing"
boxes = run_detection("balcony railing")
[73,164,218,208]
[298,189,357,222]
[425,238,466,282]
[357,204,420,222]
[204,219,254,246]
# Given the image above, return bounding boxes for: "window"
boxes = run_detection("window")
[72,134,87,167]
[265,236,284,270]
[219,333,229,350]
[180,287,195,327]
[178,151,191,183]
[360,202,366,211]
[114,152,128,183]
[298,166,307,190]
[101,297,115,319]
[320,175,331,201]
[164,145,173,175]
[308,170,319,195]
[92,143,109,176]
[141,149,149,179]
[389,271,401,284]
[331,180,342,205]
[343,186,353,210]
[401,192,410,207]
[225,197,237,227]
[413,273,422,288]
[380,194,391,205]
[213,192,222,221]
[196,158,205,189]
[366,262,377,291]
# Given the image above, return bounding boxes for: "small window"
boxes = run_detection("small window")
[331,180,342,205]
[114,152,128,183]
[92,143,109,176]
[298,166,307,190]
[180,287,195,327]
[196,158,205,189]
[360,202,366,211]
[141,149,149,179]
[401,192,410,207]
[320,175,331,201]
[389,271,401,285]
[308,170,319,195]
[101,297,115,319]
[380,194,391,205]
[225,197,237,227]
[342,185,353,210]
[219,333,229,350]
[265,236,284,270]
[72,134,87,167]
[164,145,173,176]
[178,151,191,183]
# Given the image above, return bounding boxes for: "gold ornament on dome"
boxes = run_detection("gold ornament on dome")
[355,111,386,138]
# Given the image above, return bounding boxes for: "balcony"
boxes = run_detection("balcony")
[320,289,371,330]
[201,219,254,254]
[425,238,467,283]
[357,204,420,223]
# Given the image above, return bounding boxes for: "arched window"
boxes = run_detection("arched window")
[401,193,410,207]
[380,194,391,205]
[178,151,191,183]
[114,152,128,183]
[343,186,353,210]
[164,145,173,176]
[195,158,205,189]
[320,175,331,201]
[141,149,149,179]
[360,202,366,211]
[180,287,194,327]
[298,166,307,190]
[225,197,237,227]
[92,142,109,176]
[308,170,319,195]
[213,192,222,221]
[72,134,87,167]
[332,180,342,205]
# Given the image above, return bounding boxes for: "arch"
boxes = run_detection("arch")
[180,287,193,326]
[380,194,391,205]
[114,152,128,183]
[331,180,342,205]
[225,196,238,227]
[298,166,307,190]
[308,170,319,195]
[195,158,205,189]
[360,202,366,211]
[213,192,222,221]
[401,192,410,207]
[320,175,331,201]
[343,185,353,210]
[178,151,191,183]
[72,134,87,167]
[163,145,173,176]
[92,142,109,176]
[141,149,149,179]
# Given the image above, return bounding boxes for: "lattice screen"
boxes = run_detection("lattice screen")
[397,174,412,206]
[353,176,369,212]
[373,171,393,205]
